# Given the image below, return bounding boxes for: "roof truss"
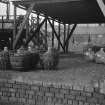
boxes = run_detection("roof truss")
[11,0,82,4]
[7,0,105,24]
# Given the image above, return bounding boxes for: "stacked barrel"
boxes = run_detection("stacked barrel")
[40,47,59,70]
[10,46,40,71]
[0,46,59,71]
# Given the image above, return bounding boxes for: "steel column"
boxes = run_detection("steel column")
[13,4,17,49]
[65,24,70,52]
[2,16,4,29]
[47,18,65,51]
[37,13,40,26]
[26,18,29,40]
[64,24,77,48]
[37,13,40,46]
[6,1,10,20]
[58,22,61,50]
[13,2,36,49]
[52,19,54,47]
[45,16,48,48]
[25,18,46,46]
[96,0,105,17]
[63,24,66,52]
[63,24,66,45]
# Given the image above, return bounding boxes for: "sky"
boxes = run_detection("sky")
[0,2,26,16]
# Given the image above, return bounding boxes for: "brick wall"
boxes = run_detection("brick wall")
[0,78,105,105]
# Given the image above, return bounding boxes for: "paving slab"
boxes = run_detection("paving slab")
[0,53,105,87]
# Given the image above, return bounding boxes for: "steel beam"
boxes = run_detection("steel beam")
[37,13,40,46]
[25,18,46,46]
[96,0,105,17]
[45,16,48,48]
[64,24,77,48]
[13,4,17,47]
[47,18,65,51]
[65,24,70,52]
[1,16,4,29]
[13,2,36,49]
[11,0,82,4]
[13,4,64,24]
[37,13,40,26]
[52,19,54,47]
[26,18,29,40]
[6,1,10,20]
[63,24,66,48]
[58,22,61,50]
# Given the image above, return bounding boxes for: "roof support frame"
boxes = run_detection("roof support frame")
[13,3,17,45]
[1,16,4,29]
[13,2,36,49]
[64,24,77,49]
[63,24,66,49]
[12,0,82,4]
[16,4,64,24]
[26,16,29,40]
[47,17,65,51]
[96,0,105,17]
[6,0,10,20]
[45,15,48,48]
[8,0,105,24]
[25,18,46,46]
[52,19,54,47]
[65,24,70,52]
[58,21,61,50]
[36,12,40,47]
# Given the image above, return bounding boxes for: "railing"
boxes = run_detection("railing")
[0,15,25,29]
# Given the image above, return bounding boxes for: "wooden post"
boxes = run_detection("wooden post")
[47,18,65,51]
[52,19,54,47]
[58,22,61,50]
[13,2,36,49]
[13,4,17,49]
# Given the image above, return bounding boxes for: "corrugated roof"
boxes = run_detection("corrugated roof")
[12,0,105,24]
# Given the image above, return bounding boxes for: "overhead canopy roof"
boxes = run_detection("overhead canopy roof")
[12,0,105,24]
